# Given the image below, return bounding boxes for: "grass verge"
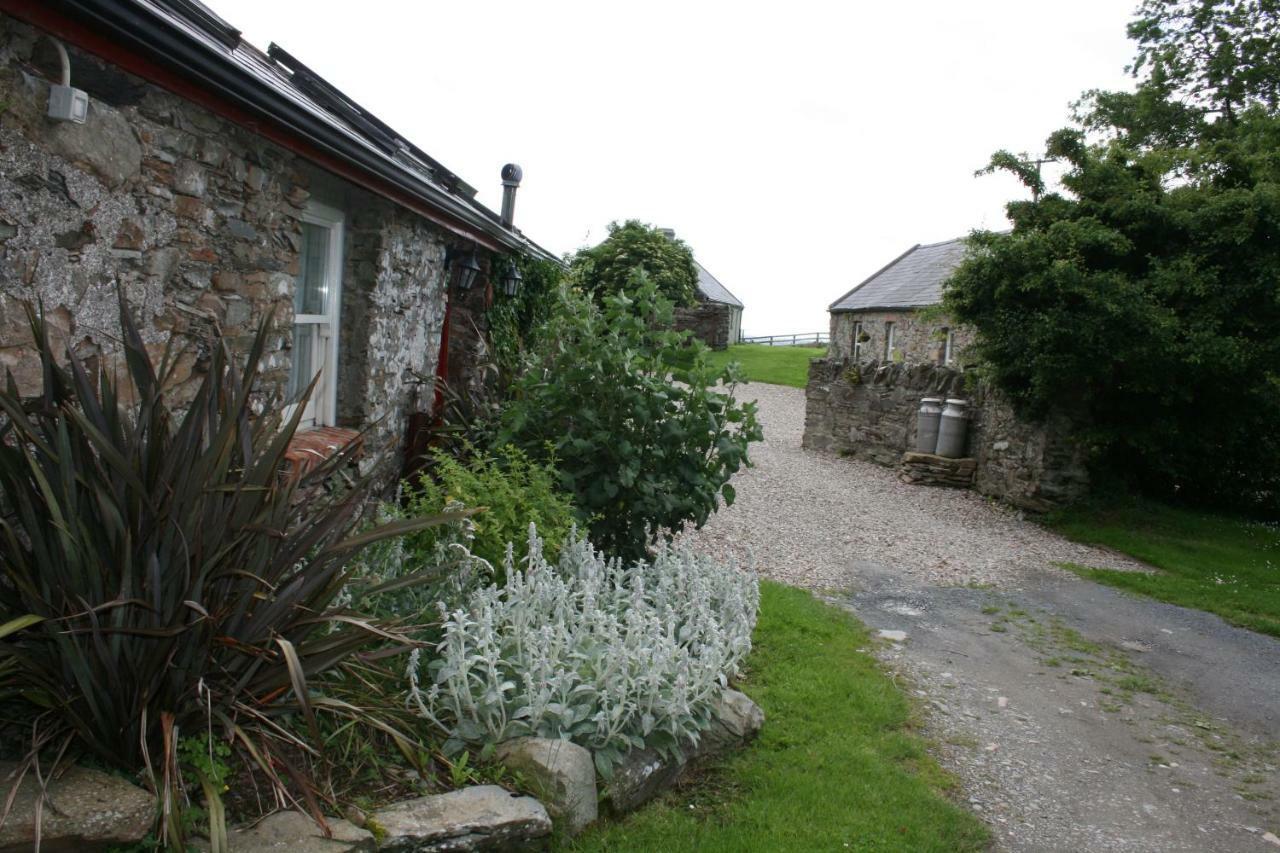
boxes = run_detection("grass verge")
[1045,498,1280,638]
[706,344,827,388]
[569,582,988,852]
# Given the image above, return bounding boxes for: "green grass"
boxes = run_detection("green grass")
[1046,498,1280,637]
[706,344,827,388]
[569,582,988,852]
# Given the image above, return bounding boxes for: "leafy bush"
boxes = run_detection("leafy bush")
[497,277,762,560]
[404,444,578,575]
[571,220,699,307]
[0,298,452,845]
[407,527,759,776]
[944,0,1280,515]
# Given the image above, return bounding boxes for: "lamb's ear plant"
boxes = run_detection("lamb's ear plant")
[0,294,463,848]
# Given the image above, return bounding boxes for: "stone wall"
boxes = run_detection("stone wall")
[674,300,734,350]
[0,15,471,487]
[803,357,1089,511]
[828,309,974,366]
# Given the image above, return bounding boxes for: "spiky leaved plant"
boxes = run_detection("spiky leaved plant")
[0,294,460,849]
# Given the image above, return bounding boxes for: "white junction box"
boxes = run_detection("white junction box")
[48,84,89,123]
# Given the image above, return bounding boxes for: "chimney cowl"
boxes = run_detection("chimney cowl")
[501,163,523,187]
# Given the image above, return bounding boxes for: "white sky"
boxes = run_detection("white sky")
[208,0,1137,336]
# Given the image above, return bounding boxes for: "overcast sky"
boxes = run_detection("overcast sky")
[208,0,1137,336]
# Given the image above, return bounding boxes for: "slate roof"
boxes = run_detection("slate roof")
[829,238,968,312]
[695,261,744,308]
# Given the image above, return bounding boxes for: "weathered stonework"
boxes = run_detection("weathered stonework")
[0,15,473,488]
[674,299,737,350]
[828,309,974,366]
[803,357,1089,511]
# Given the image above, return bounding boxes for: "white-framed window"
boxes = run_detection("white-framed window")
[851,320,864,360]
[943,328,955,366]
[883,321,896,361]
[285,201,344,428]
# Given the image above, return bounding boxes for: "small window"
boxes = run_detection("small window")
[286,202,344,428]
[943,328,955,366]
[883,321,896,361]
[851,321,864,360]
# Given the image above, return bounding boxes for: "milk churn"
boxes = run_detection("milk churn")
[935,399,970,458]
[916,397,943,454]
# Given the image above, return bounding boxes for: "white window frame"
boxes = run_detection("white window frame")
[851,320,864,360]
[285,201,344,429]
[883,321,896,361]
[943,328,955,365]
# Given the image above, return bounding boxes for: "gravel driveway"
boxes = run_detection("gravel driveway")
[684,381,1280,853]
[682,382,1143,591]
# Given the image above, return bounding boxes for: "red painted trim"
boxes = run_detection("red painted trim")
[434,295,451,417]
[1,1,505,253]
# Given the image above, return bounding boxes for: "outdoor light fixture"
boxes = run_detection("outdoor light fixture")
[501,262,523,297]
[447,249,482,291]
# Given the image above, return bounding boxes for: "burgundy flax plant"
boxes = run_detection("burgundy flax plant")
[0,294,463,848]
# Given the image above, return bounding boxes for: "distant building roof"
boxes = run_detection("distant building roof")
[695,261,743,308]
[829,238,967,313]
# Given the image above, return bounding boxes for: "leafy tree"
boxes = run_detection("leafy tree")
[496,274,762,560]
[945,0,1280,514]
[571,220,699,307]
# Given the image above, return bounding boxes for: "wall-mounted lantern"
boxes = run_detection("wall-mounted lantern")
[501,262,523,297]
[446,249,482,292]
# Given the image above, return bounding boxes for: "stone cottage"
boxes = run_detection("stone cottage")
[805,236,1090,511]
[827,238,972,366]
[0,0,556,486]
[655,230,744,350]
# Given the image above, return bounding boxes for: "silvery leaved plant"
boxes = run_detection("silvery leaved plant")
[406,525,759,778]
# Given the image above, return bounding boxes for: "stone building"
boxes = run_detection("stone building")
[0,1,555,485]
[827,238,973,366]
[805,236,1090,510]
[673,261,744,350]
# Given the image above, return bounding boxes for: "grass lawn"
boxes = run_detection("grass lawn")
[706,344,827,389]
[1047,498,1280,638]
[569,582,988,852]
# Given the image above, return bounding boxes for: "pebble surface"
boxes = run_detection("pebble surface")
[680,382,1145,589]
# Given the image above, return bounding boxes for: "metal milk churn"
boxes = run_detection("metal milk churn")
[935,398,971,458]
[916,397,943,454]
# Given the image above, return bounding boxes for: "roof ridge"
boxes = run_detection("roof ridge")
[916,236,966,249]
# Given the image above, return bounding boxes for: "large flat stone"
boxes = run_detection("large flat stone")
[603,747,686,815]
[372,786,550,852]
[495,738,596,834]
[193,811,373,853]
[701,689,765,753]
[0,761,153,853]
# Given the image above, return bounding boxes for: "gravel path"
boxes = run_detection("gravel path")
[681,382,1144,590]
[684,381,1280,852]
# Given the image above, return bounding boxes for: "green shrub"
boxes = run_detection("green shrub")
[570,220,699,307]
[497,276,762,561]
[0,297,453,847]
[404,444,578,575]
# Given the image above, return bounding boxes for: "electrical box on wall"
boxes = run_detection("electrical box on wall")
[48,84,89,123]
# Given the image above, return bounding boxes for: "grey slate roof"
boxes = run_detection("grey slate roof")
[829,238,968,312]
[695,261,744,308]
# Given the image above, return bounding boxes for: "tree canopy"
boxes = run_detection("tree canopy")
[571,220,699,307]
[945,0,1280,514]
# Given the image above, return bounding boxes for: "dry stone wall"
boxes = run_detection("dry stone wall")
[674,300,733,350]
[0,15,467,487]
[803,357,1089,511]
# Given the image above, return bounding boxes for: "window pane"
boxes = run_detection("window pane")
[295,222,329,315]
[288,323,316,399]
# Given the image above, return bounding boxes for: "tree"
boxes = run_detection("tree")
[571,220,699,307]
[945,0,1280,514]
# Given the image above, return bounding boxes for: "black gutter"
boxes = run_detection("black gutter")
[46,0,560,263]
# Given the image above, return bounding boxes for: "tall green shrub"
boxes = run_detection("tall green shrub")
[571,220,699,307]
[497,277,762,561]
